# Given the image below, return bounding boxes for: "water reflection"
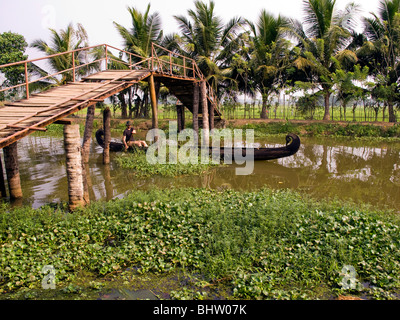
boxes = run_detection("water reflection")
[6,135,400,212]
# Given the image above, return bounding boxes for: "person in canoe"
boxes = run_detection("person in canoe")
[122,121,148,151]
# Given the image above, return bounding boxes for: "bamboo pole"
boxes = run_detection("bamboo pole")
[149,74,159,130]
[24,62,29,100]
[200,80,209,145]
[192,82,200,142]
[63,124,84,211]
[103,107,111,165]
[72,52,76,82]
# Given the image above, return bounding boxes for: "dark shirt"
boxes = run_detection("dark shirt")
[123,127,135,142]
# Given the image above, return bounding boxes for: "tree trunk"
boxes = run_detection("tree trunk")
[128,88,133,118]
[144,93,150,118]
[63,124,84,211]
[103,107,111,165]
[0,153,7,198]
[200,80,209,145]
[209,102,214,131]
[81,160,90,206]
[177,105,186,133]
[388,102,397,123]
[138,92,146,118]
[363,100,367,121]
[81,105,95,205]
[382,102,387,122]
[192,82,199,143]
[323,91,330,121]
[260,98,268,119]
[119,92,128,119]
[82,105,95,164]
[3,142,22,199]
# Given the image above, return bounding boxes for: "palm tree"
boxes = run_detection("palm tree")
[247,10,291,118]
[113,4,163,60]
[166,0,245,98]
[30,23,91,87]
[358,0,400,122]
[113,4,164,118]
[287,0,361,120]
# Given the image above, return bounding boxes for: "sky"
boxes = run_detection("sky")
[0,0,382,60]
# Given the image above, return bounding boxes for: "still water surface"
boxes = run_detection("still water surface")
[9,134,400,212]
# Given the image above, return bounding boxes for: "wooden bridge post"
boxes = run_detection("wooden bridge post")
[149,73,160,142]
[149,74,158,130]
[82,105,95,164]
[3,142,22,199]
[0,152,8,198]
[81,105,95,205]
[200,80,209,145]
[192,82,200,144]
[103,107,111,165]
[177,105,185,133]
[177,106,182,133]
[63,124,85,211]
[209,102,214,131]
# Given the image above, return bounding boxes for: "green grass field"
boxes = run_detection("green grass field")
[73,103,396,123]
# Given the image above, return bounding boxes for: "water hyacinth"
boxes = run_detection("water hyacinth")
[1,188,400,299]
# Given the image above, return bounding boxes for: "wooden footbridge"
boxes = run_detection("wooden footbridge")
[0,43,222,207]
[0,43,222,150]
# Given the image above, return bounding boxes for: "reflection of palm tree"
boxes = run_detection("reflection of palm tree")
[30,23,94,90]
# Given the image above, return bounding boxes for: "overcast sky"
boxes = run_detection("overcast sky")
[0,0,382,59]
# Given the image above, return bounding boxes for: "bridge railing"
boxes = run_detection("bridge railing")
[151,43,200,80]
[0,42,220,114]
[0,44,150,101]
[151,43,220,113]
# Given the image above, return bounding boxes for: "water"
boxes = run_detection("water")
[7,134,400,212]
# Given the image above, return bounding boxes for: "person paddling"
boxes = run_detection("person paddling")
[122,121,148,151]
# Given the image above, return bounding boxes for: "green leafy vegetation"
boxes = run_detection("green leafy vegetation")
[230,121,400,138]
[115,149,221,177]
[1,188,400,299]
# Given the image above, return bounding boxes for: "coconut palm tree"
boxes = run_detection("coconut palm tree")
[247,10,291,118]
[113,4,163,60]
[165,0,245,99]
[358,0,400,122]
[30,23,91,87]
[113,4,164,118]
[287,0,361,120]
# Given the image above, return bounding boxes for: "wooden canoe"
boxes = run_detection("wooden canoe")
[95,129,300,161]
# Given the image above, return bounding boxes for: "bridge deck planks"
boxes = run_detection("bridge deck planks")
[0,69,221,149]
